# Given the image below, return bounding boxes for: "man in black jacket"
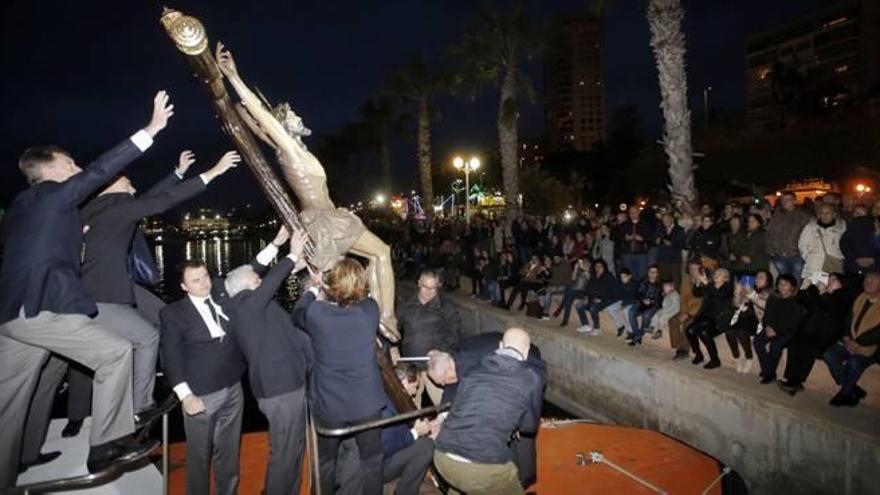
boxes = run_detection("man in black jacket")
[159,258,247,495]
[59,149,240,438]
[427,331,545,488]
[0,91,172,486]
[223,229,312,495]
[395,269,462,406]
[433,328,545,494]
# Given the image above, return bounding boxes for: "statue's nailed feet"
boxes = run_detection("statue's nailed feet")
[379,316,400,343]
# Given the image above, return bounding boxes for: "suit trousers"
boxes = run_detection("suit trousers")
[182,382,243,495]
[20,356,68,465]
[256,387,307,495]
[317,412,383,495]
[0,311,134,489]
[67,302,159,418]
[337,437,435,495]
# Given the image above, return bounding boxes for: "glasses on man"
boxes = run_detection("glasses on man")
[419,284,439,291]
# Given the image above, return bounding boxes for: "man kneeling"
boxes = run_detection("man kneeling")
[336,363,434,495]
[433,328,545,495]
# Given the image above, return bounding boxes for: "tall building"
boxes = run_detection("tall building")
[745,0,880,129]
[544,12,606,152]
[518,138,545,168]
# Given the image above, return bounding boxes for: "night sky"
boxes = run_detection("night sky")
[0,0,838,209]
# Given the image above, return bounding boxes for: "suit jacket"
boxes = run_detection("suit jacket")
[294,291,384,422]
[380,395,414,459]
[159,281,245,396]
[226,257,312,399]
[81,172,205,305]
[0,139,143,324]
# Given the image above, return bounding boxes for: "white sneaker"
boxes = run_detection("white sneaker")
[741,358,754,374]
[590,328,603,337]
[576,325,592,333]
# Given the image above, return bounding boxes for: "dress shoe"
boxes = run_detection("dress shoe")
[62,419,84,438]
[616,327,625,338]
[854,386,867,400]
[673,349,689,361]
[18,451,61,473]
[759,375,775,384]
[626,337,641,346]
[87,438,159,473]
[703,359,721,370]
[777,380,803,397]
[691,354,704,365]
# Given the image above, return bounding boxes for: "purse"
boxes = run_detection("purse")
[818,229,844,274]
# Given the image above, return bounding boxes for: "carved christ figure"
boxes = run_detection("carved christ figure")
[215,43,399,341]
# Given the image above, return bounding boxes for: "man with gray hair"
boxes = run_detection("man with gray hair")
[395,268,462,406]
[224,229,313,495]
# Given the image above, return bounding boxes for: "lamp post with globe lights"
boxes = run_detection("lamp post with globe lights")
[453,155,480,224]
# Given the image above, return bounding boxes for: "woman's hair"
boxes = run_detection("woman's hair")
[325,257,369,307]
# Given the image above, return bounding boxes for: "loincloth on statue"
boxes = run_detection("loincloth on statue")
[301,207,366,272]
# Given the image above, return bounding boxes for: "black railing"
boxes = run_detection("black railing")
[314,402,450,437]
[9,394,180,495]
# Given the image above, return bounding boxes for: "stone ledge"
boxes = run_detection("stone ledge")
[442,289,880,495]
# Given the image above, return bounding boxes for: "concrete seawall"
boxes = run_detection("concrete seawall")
[446,293,880,495]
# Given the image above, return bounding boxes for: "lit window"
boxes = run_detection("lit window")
[835,64,848,73]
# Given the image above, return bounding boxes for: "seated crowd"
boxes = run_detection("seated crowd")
[389,191,880,408]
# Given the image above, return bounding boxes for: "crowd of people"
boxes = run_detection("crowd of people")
[388,191,880,408]
[0,91,546,495]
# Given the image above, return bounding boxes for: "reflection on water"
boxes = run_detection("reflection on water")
[152,238,300,310]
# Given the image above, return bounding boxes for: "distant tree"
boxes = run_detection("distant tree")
[519,165,578,216]
[647,0,697,216]
[389,55,447,219]
[449,1,541,221]
[360,96,408,194]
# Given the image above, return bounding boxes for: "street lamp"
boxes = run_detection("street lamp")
[453,155,480,224]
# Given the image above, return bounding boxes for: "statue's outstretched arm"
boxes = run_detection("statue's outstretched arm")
[236,102,275,148]
[216,42,291,151]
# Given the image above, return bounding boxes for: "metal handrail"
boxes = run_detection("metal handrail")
[9,394,180,495]
[314,403,450,437]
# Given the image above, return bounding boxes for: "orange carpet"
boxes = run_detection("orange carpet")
[168,423,722,494]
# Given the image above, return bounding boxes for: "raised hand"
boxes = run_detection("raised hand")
[272,225,290,247]
[144,90,174,137]
[289,229,309,261]
[202,151,241,183]
[176,150,195,175]
[215,42,238,78]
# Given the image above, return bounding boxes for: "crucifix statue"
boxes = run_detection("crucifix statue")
[159,9,399,342]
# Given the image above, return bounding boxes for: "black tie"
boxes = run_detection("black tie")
[204,299,228,333]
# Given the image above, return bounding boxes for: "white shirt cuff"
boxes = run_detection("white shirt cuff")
[173,382,193,401]
[174,169,185,179]
[308,287,320,296]
[130,130,154,152]
[198,173,210,185]
[256,243,279,266]
[409,428,419,440]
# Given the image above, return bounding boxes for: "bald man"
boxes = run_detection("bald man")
[433,328,546,494]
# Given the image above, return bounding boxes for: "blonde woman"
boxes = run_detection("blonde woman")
[293,258,385,495]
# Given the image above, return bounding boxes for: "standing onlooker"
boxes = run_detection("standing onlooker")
[668,261,704,360]
[617,206,653,281]
[655,213,686,289]
[840,213,880,280]
[822,272,880,407]
[728,214,770,276]
[754,274,807,384]
[396,269,462,406]
[689,215,722,270]
[766,192,811,281]
[798,202,846,283]
[591,224,616,275]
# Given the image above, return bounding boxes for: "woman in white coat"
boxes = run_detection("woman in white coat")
[798,202,846,283]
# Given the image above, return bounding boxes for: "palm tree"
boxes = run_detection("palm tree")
[647,0,697,216]
[360,96,407,194]
[389,56,446,219]
[449,1,540,221]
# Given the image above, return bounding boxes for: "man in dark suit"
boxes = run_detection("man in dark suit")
[61,149,241,438]
[159,260,244,495]
[159,228,288,495]
[0,91,172,487]
[336,363,435,495]
[223,229,312,495]
[427,330,546,488]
